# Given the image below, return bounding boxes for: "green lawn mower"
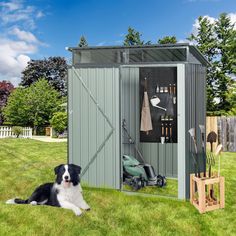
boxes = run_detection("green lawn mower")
[122,119,166,191]
[123,155,166,190]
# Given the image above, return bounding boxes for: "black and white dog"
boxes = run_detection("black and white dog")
[6,164,90,216]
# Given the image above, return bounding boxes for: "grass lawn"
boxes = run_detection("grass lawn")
[0,139,235,236]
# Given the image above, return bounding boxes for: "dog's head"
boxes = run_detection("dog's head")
[54,164,81,187]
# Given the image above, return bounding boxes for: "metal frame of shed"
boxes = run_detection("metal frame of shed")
[67,44,209,199]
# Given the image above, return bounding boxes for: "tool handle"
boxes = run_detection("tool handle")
[161,124,164,136]
[155,105,166,111]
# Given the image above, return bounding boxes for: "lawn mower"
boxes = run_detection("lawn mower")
[123,155,167,190]
[122,119,166,191]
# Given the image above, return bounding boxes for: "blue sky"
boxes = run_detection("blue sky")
[0,0,235,85]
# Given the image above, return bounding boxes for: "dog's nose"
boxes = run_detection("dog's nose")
[64,175,69,180]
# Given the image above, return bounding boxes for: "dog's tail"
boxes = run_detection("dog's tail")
[6,198,29,204]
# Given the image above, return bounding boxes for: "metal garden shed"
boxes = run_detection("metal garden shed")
[67,44,209,199]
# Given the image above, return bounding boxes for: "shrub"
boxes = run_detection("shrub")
[12,126,23,138]
[50,112,67,136]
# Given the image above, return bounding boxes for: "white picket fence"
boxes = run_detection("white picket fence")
[0,126,32,139]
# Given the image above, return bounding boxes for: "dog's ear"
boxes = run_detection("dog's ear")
[54,164,64,175]
[70,164,81,174]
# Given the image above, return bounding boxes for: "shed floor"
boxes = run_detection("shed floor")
[122,178,178,198]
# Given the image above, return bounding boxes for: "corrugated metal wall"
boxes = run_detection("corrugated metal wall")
[185,64,206,198]
[68,67,120,189]
[121,67,178,178]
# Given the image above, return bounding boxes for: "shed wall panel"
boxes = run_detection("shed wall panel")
[68,67,120,189]
[185,64,206,198]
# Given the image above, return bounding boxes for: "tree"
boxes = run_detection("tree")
[188,13,236,115]
[124,27,144,46]
[20,57,67,96]
[158,36,177,44]
[214,13,236,113]
[0,81,14,124]
[4,79,63,134]
[50,112,67,135]
[3,87,30,126]
[78,35,88,47]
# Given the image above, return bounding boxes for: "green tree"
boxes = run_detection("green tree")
[3,87,30,126]
[78,35,88,47]
[214,13,236,113]
[21,57,67,96]
[124,27,144,46]
[50,112,67,135]
[4,79,63,134]
[188,13,236,115]
[158,36,177,44]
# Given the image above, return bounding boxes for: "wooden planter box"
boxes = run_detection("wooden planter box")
[190,173,225,213]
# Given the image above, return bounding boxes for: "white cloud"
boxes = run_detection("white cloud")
[228,13,236,29]
[0,38,33,77]
[0,1,46,86]
[10,27,39,43]
[96,41,106,46]
[36,11,44,19]
[0,1,22,11]
[0,1,44,29]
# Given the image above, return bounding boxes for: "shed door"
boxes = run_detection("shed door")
[68,67,120,189]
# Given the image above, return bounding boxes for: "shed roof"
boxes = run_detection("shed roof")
[68,43,210,66]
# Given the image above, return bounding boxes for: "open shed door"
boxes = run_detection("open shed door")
[68,67,120,189]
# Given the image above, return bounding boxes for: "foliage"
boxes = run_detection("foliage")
[50,112,67,135]
[78,35,88,47]
[3,87,30,126]
[123,27,144,46]
[158,36,177,44]
[3,79,63,134]
[188,13,236,115]
[0,138,236,235]
[12,126,23,138]
[0,81,14,125]
[21,57,67,96]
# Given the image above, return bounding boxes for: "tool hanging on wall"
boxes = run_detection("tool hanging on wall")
[165,124,169,142]
[188,128,200,177]
[173,84,176,104]
[161,123,164,136]
[199,125,206,177]
[169,123,173,143]
[140,77,153,135]
[150,95,167,111]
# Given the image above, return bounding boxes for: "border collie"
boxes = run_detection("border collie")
[6,164,90,216]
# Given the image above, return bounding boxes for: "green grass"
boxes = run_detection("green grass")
[0,139,235,236]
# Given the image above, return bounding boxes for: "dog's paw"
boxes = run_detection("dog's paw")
[73,208,83,216]
[30,201,37,206]
[6,199,16,204]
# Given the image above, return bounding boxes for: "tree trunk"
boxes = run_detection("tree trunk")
[33,126,37,135]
